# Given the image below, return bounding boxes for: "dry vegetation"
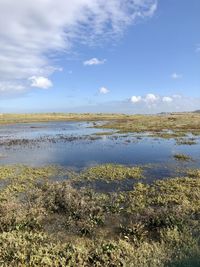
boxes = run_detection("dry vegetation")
[96,112,200,138]
[0,113,126,125]
[1,112,200,139]
[0,164,200,266]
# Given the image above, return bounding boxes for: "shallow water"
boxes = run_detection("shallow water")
[0,121,200,180]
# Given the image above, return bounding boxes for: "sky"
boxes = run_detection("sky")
[0,0,200,114]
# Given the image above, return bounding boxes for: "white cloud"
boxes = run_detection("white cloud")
[83,58,106,66]
[130,94,159,105]
[0,82,25,93]
[130,93,182,107]
[71,94,198,114]
[29,76,53,89]
[130,96,142,103]
[172,94,182,99]
[144,93,159,104]
[162,96,173,103]
[99,87,110,94]
[171,73,182,80]
[0,0,157,94]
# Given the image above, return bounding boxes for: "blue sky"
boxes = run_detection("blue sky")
[0,0,200,113]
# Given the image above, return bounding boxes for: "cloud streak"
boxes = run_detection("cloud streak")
[0,0,157,94]
[171,73,182,80]
[83,58,106,66]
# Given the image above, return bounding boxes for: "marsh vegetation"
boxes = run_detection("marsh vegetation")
[173,153,192,161]
[0,113,200,266]
[0,165,200,266]
[1,112,200,138]
[95,112,200,138]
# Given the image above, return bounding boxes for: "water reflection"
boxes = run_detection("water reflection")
[0,121,200,181]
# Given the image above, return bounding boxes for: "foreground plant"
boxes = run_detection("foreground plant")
[0,164,200,266]
[173,153,192,161]
[79,164,144,182]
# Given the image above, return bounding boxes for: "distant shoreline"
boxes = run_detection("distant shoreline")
[0,111,197,125]
[1,112,200,139]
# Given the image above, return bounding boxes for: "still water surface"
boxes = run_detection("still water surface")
[0,121,200,180]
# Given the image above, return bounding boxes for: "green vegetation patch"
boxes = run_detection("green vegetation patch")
[0,165,64,181]
[0,230,171,267]
[0,164,200,266]
[173,153,192,161]
[93,131,114,136]
[186,168,200,178]
[0,165,71,201]
[176,138,198,145]
[151,132,187,139]
[95,113,200,138]
[79,164,144,181]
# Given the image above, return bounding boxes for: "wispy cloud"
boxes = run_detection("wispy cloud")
[162,96,173,103]
[0,82,25,93]
[196,44,200,53]
[0,0,157,94]
[83,58,106,66]
[171,73,182,80]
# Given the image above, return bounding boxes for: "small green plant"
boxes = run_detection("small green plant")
[176,138,197,145]
[173,153,192,161]
[79,164,144,181]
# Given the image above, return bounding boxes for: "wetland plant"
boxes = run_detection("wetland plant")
[173,153,192,161]
[0,165,200,266]
[79,164,144,182]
